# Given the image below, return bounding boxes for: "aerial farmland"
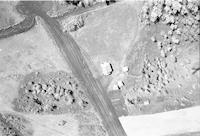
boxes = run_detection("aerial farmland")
[0,0,199,136]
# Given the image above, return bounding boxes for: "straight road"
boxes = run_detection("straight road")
[16,1,127,136]
[42,11,127,136]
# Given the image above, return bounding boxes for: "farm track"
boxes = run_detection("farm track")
[40,9,127,136]
[0,1,127,136]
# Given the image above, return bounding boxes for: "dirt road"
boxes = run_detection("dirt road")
[15,1,127,136]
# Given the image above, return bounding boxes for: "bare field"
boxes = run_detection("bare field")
[120,106,200,136]
[0,5,108,136]
[0,18,80,136]
[0,18,71,110]
[0,0,199,136]
[70,1,142,85]
[68,0,200,115]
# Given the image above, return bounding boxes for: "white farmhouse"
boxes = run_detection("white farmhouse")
[101,62,113,76]
[122,66,129,73]
[117,80,124,88]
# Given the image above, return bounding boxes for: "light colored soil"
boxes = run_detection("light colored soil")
[0,17,71,112]
[119,106,200,136]
[69,0,200,116]
[0,18,79,136]
[23,113,79,136]
[0,0,199,136]
[71,1,142,81]
[0,14,108,136]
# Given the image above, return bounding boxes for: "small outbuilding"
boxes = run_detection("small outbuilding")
[122,66,129,73]
[117,80,124,88]
[101,62,113,76]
